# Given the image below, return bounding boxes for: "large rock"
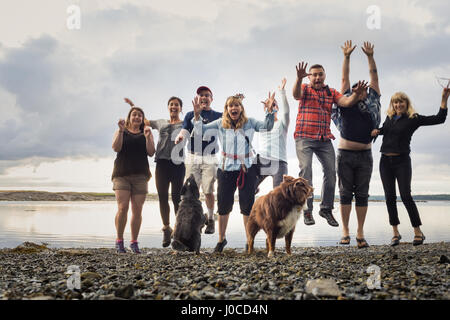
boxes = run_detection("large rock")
[115,284,134,299]
[29,295,54,300]
[305,279,342,297]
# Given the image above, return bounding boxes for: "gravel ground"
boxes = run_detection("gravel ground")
[0,241,448,300]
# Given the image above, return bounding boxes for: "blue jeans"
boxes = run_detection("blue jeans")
[295,138,336,213]
[255,156,288,189]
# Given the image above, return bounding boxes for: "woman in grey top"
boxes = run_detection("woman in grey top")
[125,97,185,248]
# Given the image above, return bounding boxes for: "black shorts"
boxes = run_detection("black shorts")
[337,149,373,206]
[217,165,257,216]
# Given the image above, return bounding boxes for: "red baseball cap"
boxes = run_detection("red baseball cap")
[196,86,213,96]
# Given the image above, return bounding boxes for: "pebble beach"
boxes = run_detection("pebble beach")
[0,241,448,300]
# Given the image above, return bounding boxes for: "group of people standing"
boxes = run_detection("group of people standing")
[111,41,449,254]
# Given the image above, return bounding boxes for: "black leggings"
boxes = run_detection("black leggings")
[155,159,186,226]
[379,154,422,228]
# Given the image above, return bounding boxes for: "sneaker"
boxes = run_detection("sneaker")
[115,240,126,253]
[205,219,215,234]
[162,226,173,248]
[319,209,339,227]
[303,211,315,226]
[214,239,228,253]
[130,241,141,254]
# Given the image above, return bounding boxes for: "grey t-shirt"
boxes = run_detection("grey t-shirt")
[149,120,184,162]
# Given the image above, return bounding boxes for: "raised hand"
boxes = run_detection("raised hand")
[361,41,374,57]
[279,77,287,91]
[144,126,152,139]
[124,97,135,107]
[442,82,450,100]
[118,119,125,132]
[353,80,369,97]
[263,91,276,112]
[441,81,450,109]
[192,96,202,119]
[295,62,311,79]
[175,132,184,145]
[341,40,356,57]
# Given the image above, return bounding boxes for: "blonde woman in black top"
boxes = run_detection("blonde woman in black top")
[112,105,155,253]
[372,85,449,246]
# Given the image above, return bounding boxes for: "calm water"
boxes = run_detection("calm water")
[0,201,448,249]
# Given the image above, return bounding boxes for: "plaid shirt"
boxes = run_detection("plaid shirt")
[294,84,343,140]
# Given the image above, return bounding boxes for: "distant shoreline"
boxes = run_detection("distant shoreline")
[1,190,449,202]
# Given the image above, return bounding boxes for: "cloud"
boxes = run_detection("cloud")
[0,35,121,161]
[0,0,449,192]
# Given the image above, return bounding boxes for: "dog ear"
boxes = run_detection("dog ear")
[193,184,200,199]
[282,175,294,183]
[180,184,187,196]
[297,177,310,186]
[280,183,292,200]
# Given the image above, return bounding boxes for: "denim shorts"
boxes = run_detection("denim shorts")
[336,149,373,206]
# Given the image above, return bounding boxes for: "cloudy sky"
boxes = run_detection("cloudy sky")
[0,0,449,195]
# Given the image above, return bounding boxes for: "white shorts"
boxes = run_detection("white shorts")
[185,153,218,194]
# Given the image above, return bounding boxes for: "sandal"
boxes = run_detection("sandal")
[413,234,425,246]
[390,235,401,247]
[356,238,369,249]
[339,236,351,245]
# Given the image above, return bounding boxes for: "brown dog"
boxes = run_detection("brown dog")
[246,175,313,258]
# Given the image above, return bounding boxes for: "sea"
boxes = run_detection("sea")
[0,200,448,249]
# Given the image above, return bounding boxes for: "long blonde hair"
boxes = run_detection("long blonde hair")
[387,92,417,119]
[222,95,249,129]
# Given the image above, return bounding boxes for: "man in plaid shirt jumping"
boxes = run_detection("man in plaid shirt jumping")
[292,62,367,226]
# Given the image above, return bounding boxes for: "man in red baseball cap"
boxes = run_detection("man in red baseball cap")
[176,85,222,234]
[196,86,213,96]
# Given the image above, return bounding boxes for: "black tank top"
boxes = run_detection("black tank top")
[111,130,151,180]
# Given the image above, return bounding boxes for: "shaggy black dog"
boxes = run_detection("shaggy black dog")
[171,174,206,254]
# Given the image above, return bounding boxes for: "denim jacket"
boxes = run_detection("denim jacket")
[192,112,275,171]
[331,87,381,142]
